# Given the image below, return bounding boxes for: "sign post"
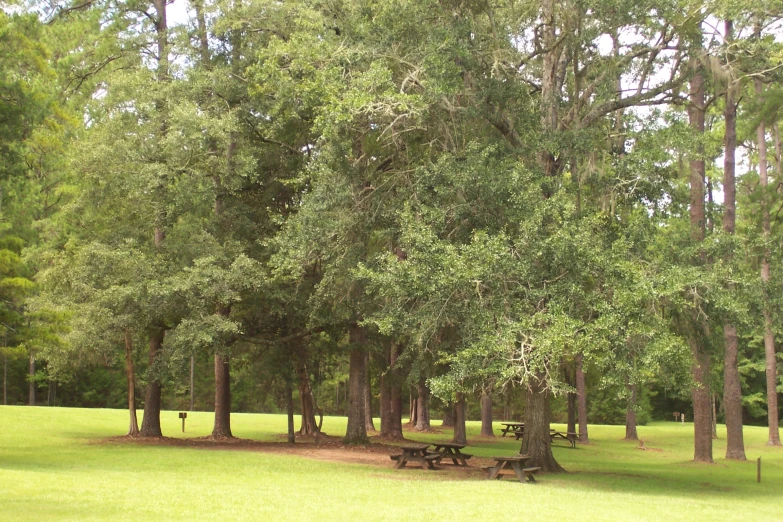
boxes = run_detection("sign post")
[179,412,187,433]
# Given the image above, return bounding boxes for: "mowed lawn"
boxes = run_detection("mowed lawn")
[1,407,781,521]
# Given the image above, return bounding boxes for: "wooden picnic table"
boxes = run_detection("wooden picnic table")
[550,430,577,448]
[500,422,524,437]
[390,444,438,470]
[430,442,472,466]
[484,455,540,483]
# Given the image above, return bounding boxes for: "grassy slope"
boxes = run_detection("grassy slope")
[1,407,781,521]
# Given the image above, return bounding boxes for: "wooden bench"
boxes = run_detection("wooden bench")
[522,466,541,483]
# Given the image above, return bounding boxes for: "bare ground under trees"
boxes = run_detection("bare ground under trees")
[101,431,525,479]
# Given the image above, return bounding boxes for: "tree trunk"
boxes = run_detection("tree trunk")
[125,329,139,437]
[576,353,589,443]
[296,355,318,436]
[688,55,713,463]
[721,19,745,460]
[453,392,467,444]
[380,343,403,439]
[212,353,232,438]
[344,324,369,444]
[712,394,718,439]
[28,353,35,406]
[756,79,782,447]
[690,338,713,462]
[480,389,494,437]
[286,377,295,444]
[379,348,391,436]
[364,351,375,432]
[625,383,638,441]
[140,328,164,437]
[441,406,454,428]
[138,0,168,439]
[408,390,417,426]
[414,379,431,431]
[189,355,195,411]
[520,376,564,472]
[564,364,576,435]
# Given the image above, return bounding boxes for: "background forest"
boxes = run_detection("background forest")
[2,0,783,469]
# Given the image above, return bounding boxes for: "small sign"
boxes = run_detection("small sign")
[179,412,187,432]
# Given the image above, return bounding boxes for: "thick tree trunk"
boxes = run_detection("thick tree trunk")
[344,324,369,444]
[125,329,139,437]
[688,57,713,463]
[212,353,232,438]
[520,376,564,472]
[388,349,403,439]
[28,354,35,406]
[576,353,589,443]
[625,383,638,441]
[140,328,164,437]
[414,379,432,431]
[480,390,494,437]
[441,406,454,428]
[139,0,168,439]
[296,356,318,436]
[690,339,713,462]
[364,351,376,432]
[453,392,467,444]
[722,20,745,460]
[380,343,403,439]
[756,79,782,447]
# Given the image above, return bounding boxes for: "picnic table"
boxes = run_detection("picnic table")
[550,430,577,448]
[500,422,524,437]
[430,442,472,466]
[483,454,540,483]
[389,443,438,470]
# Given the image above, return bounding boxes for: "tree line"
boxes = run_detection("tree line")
[1,0,782,470]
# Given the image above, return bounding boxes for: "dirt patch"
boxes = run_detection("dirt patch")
[99,433,493,478]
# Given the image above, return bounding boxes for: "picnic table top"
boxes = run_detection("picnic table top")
[491,454,531,462]
[398,443,430,451]
[501,422,524,426]
[431,442,466,449]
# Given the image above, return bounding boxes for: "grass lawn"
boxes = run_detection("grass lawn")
[1,406,781,521]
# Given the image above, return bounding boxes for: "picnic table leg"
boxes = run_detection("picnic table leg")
[487,462,503,480]
[448,450,460,465]
[510,462,525,483]
[415,454,429,469]
[394,455,407,469]
[454,450,467,466]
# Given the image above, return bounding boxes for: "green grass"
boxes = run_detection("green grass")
[1,407,781,521]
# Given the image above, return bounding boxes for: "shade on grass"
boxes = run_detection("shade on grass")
[1,406,780,521]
